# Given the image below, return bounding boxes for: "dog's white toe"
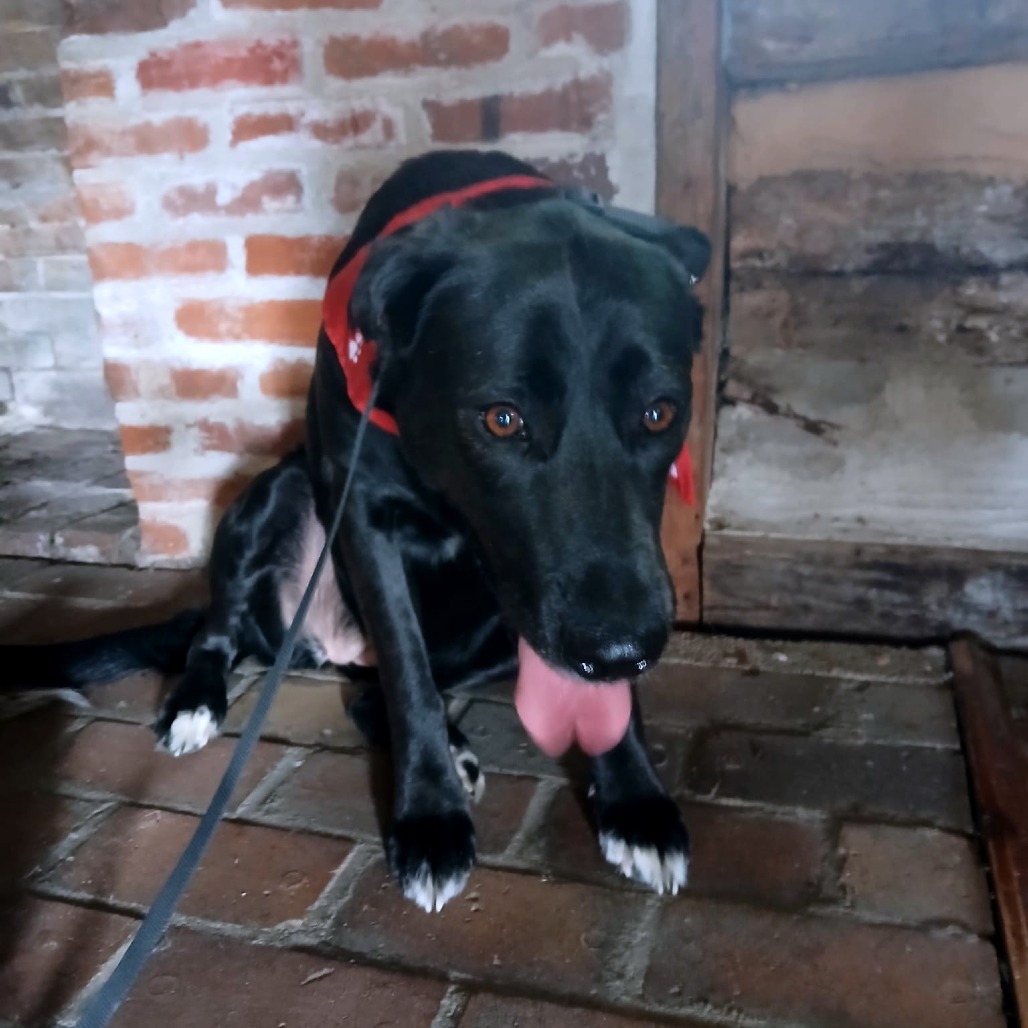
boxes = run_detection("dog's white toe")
[164,706,219,757]
[450,743,485,804]
[404,864,469,913]
[599,831,688,896]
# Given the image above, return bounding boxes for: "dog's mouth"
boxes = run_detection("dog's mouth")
[514,638,632,757]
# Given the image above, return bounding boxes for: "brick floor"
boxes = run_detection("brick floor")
[0,561,1013,1027]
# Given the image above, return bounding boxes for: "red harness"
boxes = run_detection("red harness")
[322,175,695,507]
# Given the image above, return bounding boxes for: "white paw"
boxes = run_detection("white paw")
[163,706,219,757]
[403,865,469,913]
[450,743,485,804]
[599,831,688,896]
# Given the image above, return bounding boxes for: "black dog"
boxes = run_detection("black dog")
[4,150,710,912]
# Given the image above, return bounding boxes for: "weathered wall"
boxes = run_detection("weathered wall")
[705,1,1028,644]
[57,0,657,563]
[0,0,111,427]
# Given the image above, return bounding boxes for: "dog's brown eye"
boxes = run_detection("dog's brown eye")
[642,401,676,433]
[482,404,524,439]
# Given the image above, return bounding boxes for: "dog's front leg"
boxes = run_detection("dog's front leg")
[589,691,689,895]
[341,518,475,913]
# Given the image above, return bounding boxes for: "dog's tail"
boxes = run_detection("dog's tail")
[1,608,205,692]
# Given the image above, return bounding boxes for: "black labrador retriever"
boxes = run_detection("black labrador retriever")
[4,150,710,912]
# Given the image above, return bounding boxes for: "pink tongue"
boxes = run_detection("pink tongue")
[514,638,632,757]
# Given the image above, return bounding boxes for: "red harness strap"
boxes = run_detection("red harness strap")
[321,174,695,507]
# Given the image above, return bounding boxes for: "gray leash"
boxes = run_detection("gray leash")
[76,389,378,1028]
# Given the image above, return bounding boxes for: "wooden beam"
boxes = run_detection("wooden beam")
[704,533,1028,648]
[730,271,1028,366]
[655,0,727,622]
[725,0,1028,87]
[951,638,1028,1023]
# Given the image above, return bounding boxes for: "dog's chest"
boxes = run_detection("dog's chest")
[279,509,369,666]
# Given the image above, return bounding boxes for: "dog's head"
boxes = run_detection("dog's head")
[351,197,709,692]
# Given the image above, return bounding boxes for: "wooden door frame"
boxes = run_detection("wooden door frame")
[655,0,729,623]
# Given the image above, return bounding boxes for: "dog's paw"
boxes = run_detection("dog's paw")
[156,705,220,757]
[593,792,689,896]
[388,810,476,913]
[450,742,485,804]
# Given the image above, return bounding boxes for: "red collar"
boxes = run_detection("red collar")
[321,174,695,507]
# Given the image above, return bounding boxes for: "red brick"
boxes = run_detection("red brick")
[537,2,627,54]
[50,806,351,926]
[457,700,564,778]
[424,74,612,142]
[0,794,99,892]
[138,37,301,93]
[533,152,613,199]
[524,785,826,907]
[640,663,834,730]
[57,719,284,812]
[643,897,1004,1028]
[642,665,958,759]
[89,240,227,280]
[838,822,992,933]
[324,23,509,79]
[128,470,253,507]
[259,750,381,838]
[176,298,321,345]
[245,234,341,278]
[83,670,167,724]
[223,0,380,8]
[103,361,173,400]
[333,164,390,213]
[0,707,76,790]
[103,358,140,399]
[306,107,397,145]
[336,862,641,997]
[119,423,172,456]
[78,181,134,224]
[685,729,974,830]
[460,995,660,1028]
[224,677,364,749]
[421,96,483,144]
[108,929,444,1028]
[169,366,240,400]
[162,169,301,218]
[61,66,116,101]
[473,774,538,857]
[195,417,306,456]
[504,73,612,134]
[140,517,190,556]
[69,117,209,168]
[259,358,313,398]
[65,0,195,35]
[230,111,298,145]
[0,897,135,1025]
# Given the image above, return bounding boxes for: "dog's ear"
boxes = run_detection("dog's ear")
[349,224,458,355]
[563,191,711,285]
[657,225,711,285]
[604,209,710,285]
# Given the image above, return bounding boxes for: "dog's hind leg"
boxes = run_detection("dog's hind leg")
[588,690,689,895]
[154,610,238,756]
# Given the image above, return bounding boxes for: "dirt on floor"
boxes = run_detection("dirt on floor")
[0,557,1009,1028]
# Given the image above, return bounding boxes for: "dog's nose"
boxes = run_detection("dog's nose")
[573,638,654,681]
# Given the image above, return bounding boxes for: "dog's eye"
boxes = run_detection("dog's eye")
[642,400,676,433]
[482,404,525,439]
